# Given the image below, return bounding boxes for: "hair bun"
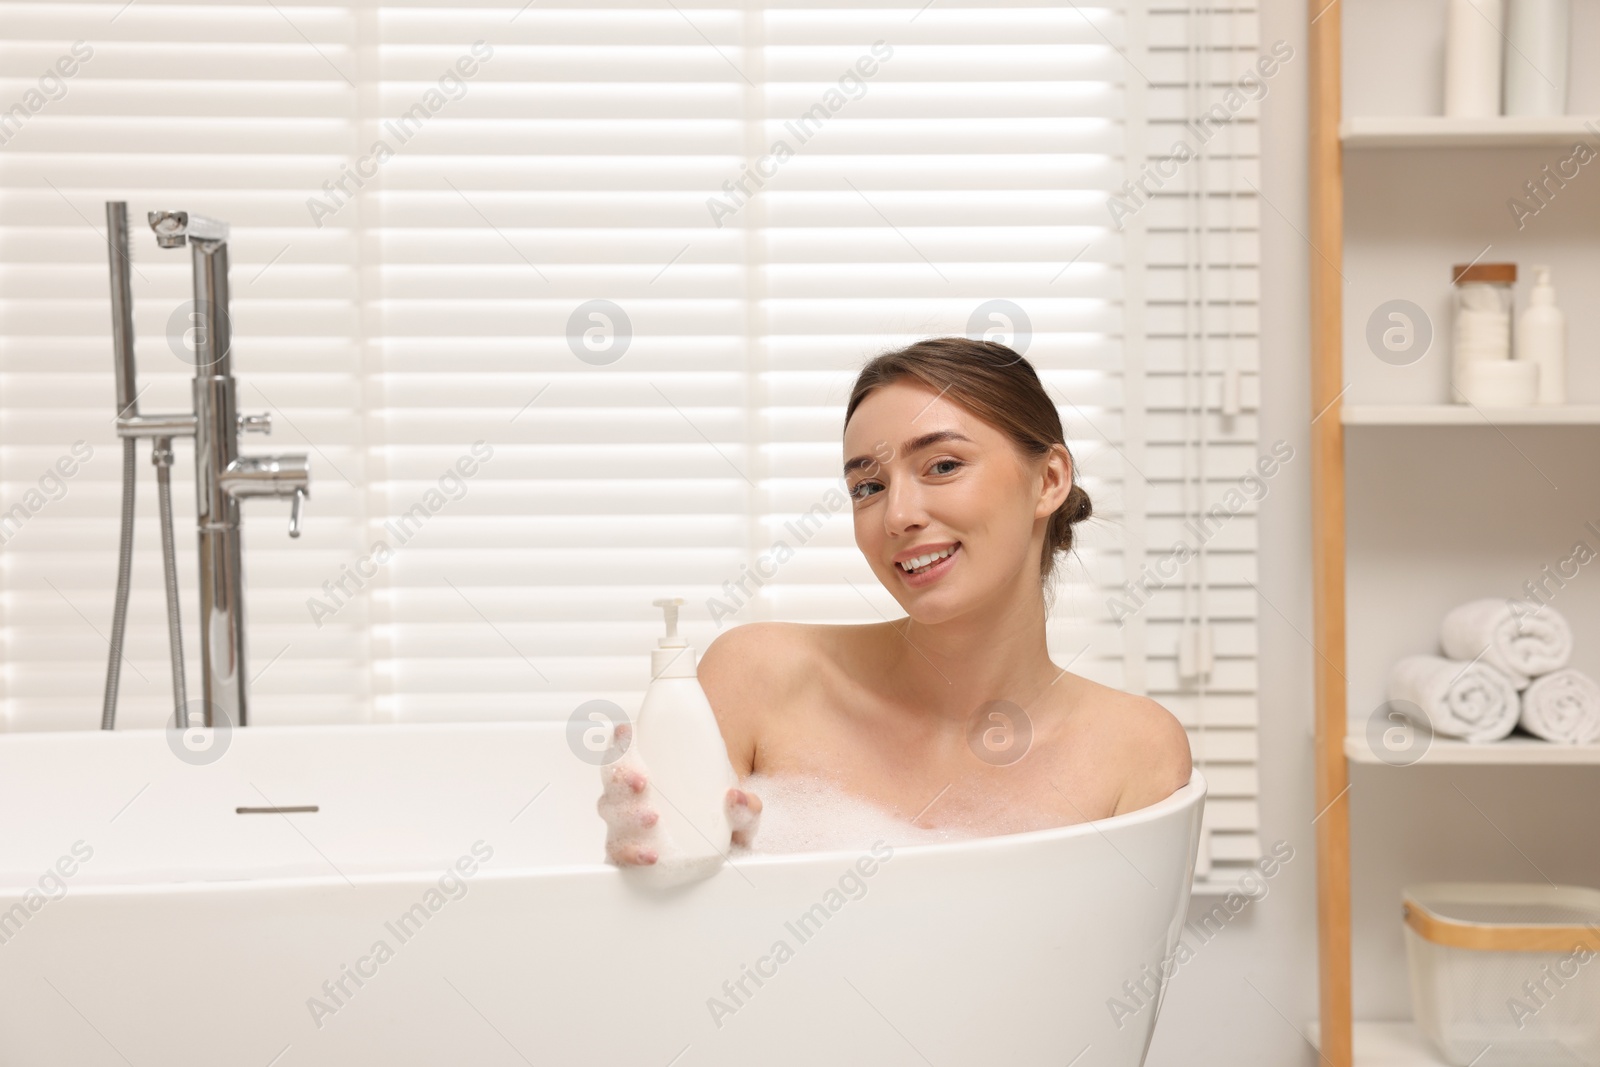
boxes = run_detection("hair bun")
[1047,483,1092,557]
[1064,483,1092,525]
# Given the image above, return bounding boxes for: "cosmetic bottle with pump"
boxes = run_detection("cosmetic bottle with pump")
[626,597,740,888]
[1516,265,1566,404]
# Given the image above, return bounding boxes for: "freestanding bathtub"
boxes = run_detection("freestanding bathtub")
[0,722,1204,1066]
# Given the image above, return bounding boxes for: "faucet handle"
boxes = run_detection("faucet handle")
[239,412,271,435]
[288,487,306,538]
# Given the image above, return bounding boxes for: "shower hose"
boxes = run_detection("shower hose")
[99,435,188,730]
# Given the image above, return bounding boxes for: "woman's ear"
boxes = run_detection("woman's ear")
[1034,444,1073,519]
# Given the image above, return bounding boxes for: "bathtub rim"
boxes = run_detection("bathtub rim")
[0,722,1206,893]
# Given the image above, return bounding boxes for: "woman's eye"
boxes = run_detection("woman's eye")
[929,459,962,475]
[849,480,883,501]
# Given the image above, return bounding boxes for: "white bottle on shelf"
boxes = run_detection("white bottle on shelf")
[1503,0,1569,116]
[1445,0,1505,118]
[627,596,739,889]
[1516,265,1566,404]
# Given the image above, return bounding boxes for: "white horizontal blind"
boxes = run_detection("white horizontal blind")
[1146,1,1265,873]
[370,4,757,722]
[745,4,1128,661]
[0,0,1261,879]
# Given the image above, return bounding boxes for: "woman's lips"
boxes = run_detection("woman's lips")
[899,542,960,587]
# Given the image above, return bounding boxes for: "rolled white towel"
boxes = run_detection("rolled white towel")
[1439,598,1572,690]
[1519,668,1600,744]
[1386,654,1521,742]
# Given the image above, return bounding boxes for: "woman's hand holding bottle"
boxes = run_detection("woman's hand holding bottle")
[597,721,763,867]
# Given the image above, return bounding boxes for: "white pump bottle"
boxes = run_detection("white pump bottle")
[1516,265,1566,404]
[627,597,740,888]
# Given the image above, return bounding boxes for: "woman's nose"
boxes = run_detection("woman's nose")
[882,477,927,536]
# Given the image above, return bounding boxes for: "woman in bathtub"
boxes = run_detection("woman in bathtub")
[599,337,1192,865]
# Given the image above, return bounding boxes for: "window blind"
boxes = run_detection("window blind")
[0,0,1262,884]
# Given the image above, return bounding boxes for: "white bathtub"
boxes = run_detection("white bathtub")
[0,722,1204,1066]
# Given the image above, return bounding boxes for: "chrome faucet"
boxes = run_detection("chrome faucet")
[101,202,309,730]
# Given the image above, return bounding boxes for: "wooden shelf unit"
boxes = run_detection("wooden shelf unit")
[1310,8,1600,1067]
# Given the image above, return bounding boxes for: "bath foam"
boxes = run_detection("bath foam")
[622,830,726,890]
[733,772,977,855]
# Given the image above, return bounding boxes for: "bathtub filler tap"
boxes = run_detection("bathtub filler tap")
[100,201,311,731]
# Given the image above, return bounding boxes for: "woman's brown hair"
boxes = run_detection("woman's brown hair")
[843,336,1092,588]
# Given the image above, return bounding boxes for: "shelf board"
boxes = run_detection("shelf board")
[1307,1021,1449,1066]
[1341,115,1600,147]
[1342,404,1600,426]
[1346,733,1600,765]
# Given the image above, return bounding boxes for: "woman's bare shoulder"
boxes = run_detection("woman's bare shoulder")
[697,621,848,774]
[1063,676,1192,815]
[700,620,826,681]
[700,620,880,683]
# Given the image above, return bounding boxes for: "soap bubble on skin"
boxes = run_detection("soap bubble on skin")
[599,723,979,864]
[733,772,978,855]
[597,725,662,867]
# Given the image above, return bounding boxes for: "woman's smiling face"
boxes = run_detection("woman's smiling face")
[842,377,1068,623]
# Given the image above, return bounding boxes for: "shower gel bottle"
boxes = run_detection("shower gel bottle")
[627,597,740,888]
[1516,265,1566,404]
